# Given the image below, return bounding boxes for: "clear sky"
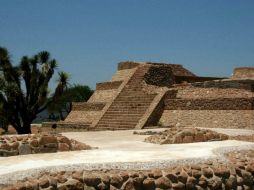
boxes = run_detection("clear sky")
[0,0,253,89]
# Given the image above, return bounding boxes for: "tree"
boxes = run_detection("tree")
[47,84,93,120]
[0,47,69,134]
[0,102,9,133]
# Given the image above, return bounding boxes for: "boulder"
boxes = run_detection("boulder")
[18,143,32,155]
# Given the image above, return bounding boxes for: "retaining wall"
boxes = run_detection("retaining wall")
[159,110,254,129]
[164,98,254,110]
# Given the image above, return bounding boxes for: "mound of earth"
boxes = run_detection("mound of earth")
[0,134,92,157]
[145,127,229,144]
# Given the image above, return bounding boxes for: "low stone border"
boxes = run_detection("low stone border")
[0,134,92,157]
[1,148,254,190]
[144,127,229,144]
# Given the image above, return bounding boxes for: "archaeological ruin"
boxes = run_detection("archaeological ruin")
[43,62,254,130]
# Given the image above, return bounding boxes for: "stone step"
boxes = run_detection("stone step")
[96,124,136,128]
[99,118,141,123]
[106,110,147,114]
[110,104,150,107]
[97,121,138,125]
[91,127,131,131]
[101,115,143,119]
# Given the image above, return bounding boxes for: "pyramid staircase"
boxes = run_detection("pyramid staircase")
[94,65,157,130]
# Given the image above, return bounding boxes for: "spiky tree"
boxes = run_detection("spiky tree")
[0,47,69,134]
[47,84,93,120]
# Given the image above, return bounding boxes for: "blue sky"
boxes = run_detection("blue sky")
[0,0,253,89]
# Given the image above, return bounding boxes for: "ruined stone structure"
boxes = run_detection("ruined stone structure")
[44,62,254,130]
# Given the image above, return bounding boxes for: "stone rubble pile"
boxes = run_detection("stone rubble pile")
[2,149,254,190]
[144,127,229,144]
[0,134,92,157]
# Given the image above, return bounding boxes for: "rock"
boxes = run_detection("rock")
[198,176,208,188]
[100,173,110,185]
[243,185,251,190]
[202,167,214,178]
[152,169,162,179]
[192,169,202,179]
[58,179,83,190]
[155,177,172,189]
[39,175,50,188]
[110,174,123,189]
[119,172,129,182]
[194,133,204,142]
[58,143,70,152]
[39,147,57,153]
[58,136,71,147]
[83,174,101,187]
[178,171,188,184]
[15,182,26,190]
[186,176,197,189]
[97,182,108,190]
[0,143,11,151]
[246,164,254,175]
[172,135,182,144]
[84,185,96,190]
[122,178,135,190]
[56,174,68,183]
[72,142,91,150]
[25,181,38,190]
[143,178,156,190]
[172,182,185,190]
[29,140,39,147]
[9,142,19,150]
[133,177,143,190]
[72,171,83,182]
[39,136,57,146]
[207,177,222,189]
[213,166,230,178]
[165,172,178,183]
[241,170,254,186]
[109,185,118,190]
[18,143,32,155]
[237,176,244,186]
[182,135,193,143]
[191,165,201,170]
[225,175,237,190]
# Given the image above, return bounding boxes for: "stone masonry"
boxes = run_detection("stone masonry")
[43,62,254,130]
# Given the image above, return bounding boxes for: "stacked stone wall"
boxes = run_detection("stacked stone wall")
[232,67,254,79]
[0,134,91,157]
[164,98,253,110]
[88,90,119,103]
[72,103,105,111]
[118,61,141,70]
[146,62,195,77]
[3,150,254,190]
[144,66,175,87]
[111,68,137,81]
[175,86,253,99]
[191,80,253,90]
[64,111,102,123]
[159,110,254,129]
[96,81,122,90]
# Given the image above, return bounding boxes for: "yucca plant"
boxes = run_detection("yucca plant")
[0,47,69,134]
